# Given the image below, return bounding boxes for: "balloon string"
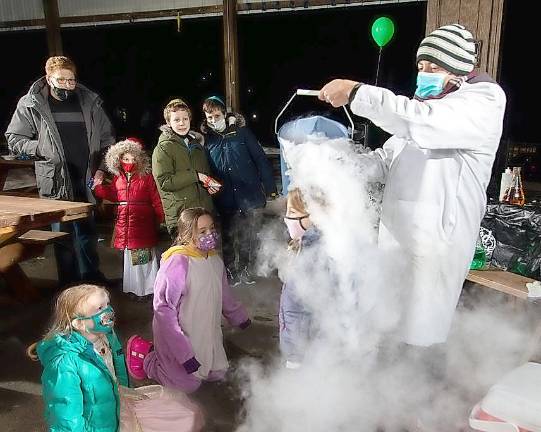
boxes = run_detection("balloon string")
[375,47,382,86]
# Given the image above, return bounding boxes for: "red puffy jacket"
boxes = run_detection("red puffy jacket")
[94,173,164,250]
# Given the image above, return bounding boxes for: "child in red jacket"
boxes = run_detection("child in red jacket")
[93,139,165,301]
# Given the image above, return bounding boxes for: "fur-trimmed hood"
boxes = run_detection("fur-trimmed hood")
[200,112,245,135]
[158,125,204,146]
[105,139,151,176]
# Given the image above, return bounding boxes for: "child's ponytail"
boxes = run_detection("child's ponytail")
[26,342,39,361]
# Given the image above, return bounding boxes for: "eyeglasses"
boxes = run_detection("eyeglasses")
[284,215,309,220]
[52,77,77,85]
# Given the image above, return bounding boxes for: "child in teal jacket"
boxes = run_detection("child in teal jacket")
[29,284,128,431]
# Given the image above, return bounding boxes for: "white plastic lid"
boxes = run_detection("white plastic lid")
[480,362,541,431]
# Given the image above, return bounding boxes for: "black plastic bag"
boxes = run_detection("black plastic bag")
[481,203,541,279]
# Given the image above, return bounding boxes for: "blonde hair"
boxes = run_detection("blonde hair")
[164,98,192,123]
[287,188,309,215]
[286,188,309,252]
[174,207,213,246]
[27,284,109,361]
[45,56,77,76]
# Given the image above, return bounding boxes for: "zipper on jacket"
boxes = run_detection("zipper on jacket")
[187,140,203,203]
[82,343,121,429]
[125,173,131,250]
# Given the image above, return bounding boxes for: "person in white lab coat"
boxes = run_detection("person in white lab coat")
[319,24,506,347]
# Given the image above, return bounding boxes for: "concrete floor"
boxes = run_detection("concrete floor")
[1,215,540,432]
[0,221,282,432]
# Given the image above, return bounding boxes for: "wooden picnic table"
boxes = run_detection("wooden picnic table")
[0,195,94,303]
[0,195,93,245]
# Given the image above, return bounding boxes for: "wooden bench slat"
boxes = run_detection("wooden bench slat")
[60,212,91,222]
[17,230,69,244]
[0,195,93,229]
[466,269,537,299]
[0,187,39,197]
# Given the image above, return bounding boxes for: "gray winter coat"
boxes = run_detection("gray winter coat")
[5,77,115,202]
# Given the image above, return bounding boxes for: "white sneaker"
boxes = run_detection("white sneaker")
[285,360,301,369]
[231,277,242,287]
[240,267,256,285]
[226,267,242,287]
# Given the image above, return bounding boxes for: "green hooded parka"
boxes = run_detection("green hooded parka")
[152,126,214,232]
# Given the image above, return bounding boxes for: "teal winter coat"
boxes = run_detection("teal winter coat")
[37,331,129,432]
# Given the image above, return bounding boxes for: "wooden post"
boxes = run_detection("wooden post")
[425,0,504,78]
[223,0,240,112]
[42,0,63,56]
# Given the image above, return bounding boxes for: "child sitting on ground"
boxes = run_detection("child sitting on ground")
[28,284,204,431]
[126,207,251,392]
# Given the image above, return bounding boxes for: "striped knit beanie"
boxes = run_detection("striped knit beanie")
[416,24,477,75]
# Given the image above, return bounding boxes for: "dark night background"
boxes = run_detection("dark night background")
[0,1,538,152]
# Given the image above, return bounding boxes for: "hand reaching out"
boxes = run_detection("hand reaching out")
[92,170,105,187]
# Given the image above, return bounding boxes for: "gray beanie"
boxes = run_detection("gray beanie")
[416,24,477,75]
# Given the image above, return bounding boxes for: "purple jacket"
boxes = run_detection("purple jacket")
[143,248,249,392]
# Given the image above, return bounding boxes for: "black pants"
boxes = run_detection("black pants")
[52,213,104,287]
[219,209,259,275]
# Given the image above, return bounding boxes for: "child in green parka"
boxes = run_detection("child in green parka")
[28,284,204,432]
[152,99,221,238]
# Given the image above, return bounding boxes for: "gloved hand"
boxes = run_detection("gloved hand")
[239,319,251,329]
[182,357,201,374]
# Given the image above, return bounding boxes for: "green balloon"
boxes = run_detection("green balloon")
[371,17,395,48]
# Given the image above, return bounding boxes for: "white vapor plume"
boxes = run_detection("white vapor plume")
[238,137,530,432]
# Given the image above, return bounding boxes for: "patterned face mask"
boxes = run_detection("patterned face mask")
[77,306,115,334]
[51,84,74,101]
[197,231,219,251]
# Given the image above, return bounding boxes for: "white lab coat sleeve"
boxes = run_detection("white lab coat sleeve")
[350,83,506,152]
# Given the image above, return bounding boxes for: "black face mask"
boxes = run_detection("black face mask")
[51,85,74,101]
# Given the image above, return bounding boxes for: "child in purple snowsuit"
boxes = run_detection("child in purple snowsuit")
[126,207,250,392]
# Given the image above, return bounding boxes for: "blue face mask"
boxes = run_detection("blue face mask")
[77,305,115,334]
[415,72,448,99]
